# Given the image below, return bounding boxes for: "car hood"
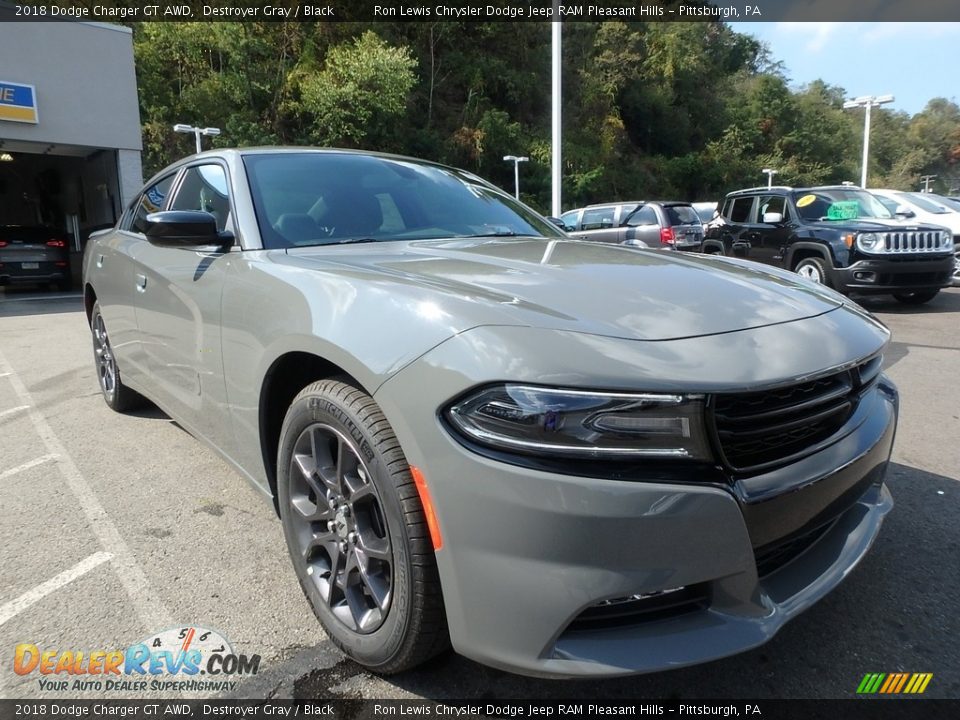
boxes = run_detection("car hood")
[283,238,845,342]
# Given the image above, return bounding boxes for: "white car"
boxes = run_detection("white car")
[870,189,960,287]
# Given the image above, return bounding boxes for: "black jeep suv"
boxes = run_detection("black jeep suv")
[702,186,955,304]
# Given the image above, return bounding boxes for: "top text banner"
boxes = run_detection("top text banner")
[4,0,960,22]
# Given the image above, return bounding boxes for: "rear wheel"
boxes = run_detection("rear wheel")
[893,289,940,305]
[794,256,830,286]
[277,379,448,674]
[90,301,146,412]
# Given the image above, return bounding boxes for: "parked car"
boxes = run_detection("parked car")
[85,148,898,677]
[703,185,954,304]
[870,190,960,287]
[561,201,703,250]
[692,201,719,224]
[0,225,71,291]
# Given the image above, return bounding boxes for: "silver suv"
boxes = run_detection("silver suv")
[561,201,704,250]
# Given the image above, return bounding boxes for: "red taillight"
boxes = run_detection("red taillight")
[659,227,675,245]
[0,240,8,248]
[47,239,66,248]
[55,261,68,267]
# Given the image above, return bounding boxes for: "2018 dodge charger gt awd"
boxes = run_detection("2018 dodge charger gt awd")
[83,149,897,678]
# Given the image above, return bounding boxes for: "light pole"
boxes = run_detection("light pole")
[503,155,529,200]
[762,168,778,189]
[920,174,937,193]
[173,123,221,154]
[842,95,894,189]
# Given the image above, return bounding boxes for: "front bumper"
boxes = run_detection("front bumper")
[374,323,896,678]
[831,254,953,293]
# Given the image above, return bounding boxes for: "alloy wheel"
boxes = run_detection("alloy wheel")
[287,423,393,634]
[93,314,117,399]
[797,263,823,283]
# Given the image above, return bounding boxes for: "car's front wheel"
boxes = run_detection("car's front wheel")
[892,289,940,305]
[277,379,448,673]
[794,256,830,285]
[90,301,145,412]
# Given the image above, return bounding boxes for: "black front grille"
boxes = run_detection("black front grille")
[565,584,711,632]
[710,358,881,473]
[754,520,835,577]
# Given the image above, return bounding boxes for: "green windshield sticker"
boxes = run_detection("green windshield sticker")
[826,201,860,220]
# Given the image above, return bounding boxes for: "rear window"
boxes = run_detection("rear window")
[0,226,59,243]
[665,205,700,225]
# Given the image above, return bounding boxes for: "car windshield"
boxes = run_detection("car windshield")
[243,152,563,249]
[791,189,893,221]
[902,192,952,214]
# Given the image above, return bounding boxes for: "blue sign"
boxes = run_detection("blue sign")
[0,81,38,124]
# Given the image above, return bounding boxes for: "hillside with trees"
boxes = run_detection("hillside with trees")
[132,21,960,212]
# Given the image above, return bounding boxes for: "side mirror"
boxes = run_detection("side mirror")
[762,212,783,224]
[894,205,915,218]
[546,216,567,230]
[145,211,234,248]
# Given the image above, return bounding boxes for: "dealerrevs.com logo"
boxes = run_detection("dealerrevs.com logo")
[13,626,260,693]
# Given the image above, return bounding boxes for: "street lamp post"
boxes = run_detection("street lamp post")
[762,168,778,189]
[503,155,529,200]
[920,174,937,193]
[173,123,222,154]
[842,95,894,189]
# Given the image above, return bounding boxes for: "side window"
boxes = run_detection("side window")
[128,174,176,234]
[169,165,232,232]
[728,197,753,223]
[626,205,658,227]
[756,195,787,222]
[560,210,579,231]
[581,207,616,231]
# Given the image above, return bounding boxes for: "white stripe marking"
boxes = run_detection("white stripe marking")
[0,454,57,481]
[0,372,11,377]
[0,552,113,626]
[0,352,173,629]
[0,293,82,303]
[0,398,30,418]
[0,405,29,420]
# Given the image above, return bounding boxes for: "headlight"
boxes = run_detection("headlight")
[857,232,882,252]
[445,384,711,460]
[942,230,953,249]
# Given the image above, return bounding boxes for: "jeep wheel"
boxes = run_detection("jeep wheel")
[277,380,449,674]
[795,257,830,286]
[893,289,940,305]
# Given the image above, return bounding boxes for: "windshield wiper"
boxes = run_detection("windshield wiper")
[333,237,380,245]
[457,230,520,238]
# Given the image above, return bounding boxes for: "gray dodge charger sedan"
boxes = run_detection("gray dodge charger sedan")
[83,148,897,678]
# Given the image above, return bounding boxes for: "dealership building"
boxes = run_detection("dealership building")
[0,16,143,249]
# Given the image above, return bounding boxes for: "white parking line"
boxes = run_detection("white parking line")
[0,552,113,627]
[0,405,30,420]
[0,350,173,630]
[0,293,82,303]
[0,454,57,481]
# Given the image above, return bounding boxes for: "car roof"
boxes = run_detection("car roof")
[725,185,864,198]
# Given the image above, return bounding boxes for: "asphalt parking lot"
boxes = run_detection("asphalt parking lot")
[0,284,957,701]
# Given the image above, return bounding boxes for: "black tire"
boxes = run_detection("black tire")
[893,289,940,305]
[277,379,448,674]
[90,301,146,412]
[794,256,831,287]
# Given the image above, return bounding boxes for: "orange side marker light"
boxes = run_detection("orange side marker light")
[410,465,443,551]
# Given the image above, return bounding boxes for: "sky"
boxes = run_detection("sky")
[728,22,960,117]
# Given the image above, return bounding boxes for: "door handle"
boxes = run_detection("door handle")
[135,273,147,292]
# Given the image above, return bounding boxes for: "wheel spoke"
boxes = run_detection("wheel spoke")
[353,546,391,611]
[357,532,391,562]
